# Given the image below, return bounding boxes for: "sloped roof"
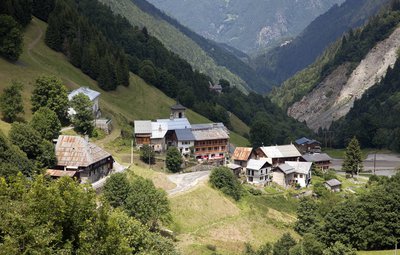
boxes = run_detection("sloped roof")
[259,144,301,159]
[276,163,295,174]
[134,121,152,134]
[55,135,112,168]
[46,169,77,177]
[151,122,168,139]
[68,87,100,101]
[171,103,186,110]
[325,179,342,187]
[302,153,332,163]
[175,128,195,141]
[157,118,191,131]
[227,163,242,170]
[191,123,228,132]
[247,159,270,170]
[285,161,313,175]
[295,137,321,145]
[232,147,253,161]
[192,127,229,141]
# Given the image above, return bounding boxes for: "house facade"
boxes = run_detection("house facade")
[302,153,332,170]
[192,126,229,161]
[134,120,152,146]
[246,159,271,184]
[271,161,312,188]
[295,137,322,154]
[175,129,195,156]
[51,135,114,183]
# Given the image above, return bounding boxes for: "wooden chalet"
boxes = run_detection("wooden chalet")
[51,135,114,183]
[232,147,256,168]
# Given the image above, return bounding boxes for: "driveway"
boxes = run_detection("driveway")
[167,171,210,196]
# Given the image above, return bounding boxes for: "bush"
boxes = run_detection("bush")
[209,167,242,201]
[247,187,263,196]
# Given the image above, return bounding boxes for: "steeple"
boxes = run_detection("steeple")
[170,103,186,119]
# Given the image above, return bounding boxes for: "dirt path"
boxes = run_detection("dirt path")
[167,171,210,196]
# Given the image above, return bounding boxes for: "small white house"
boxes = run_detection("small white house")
[68,87,101,117]
[272,161,312,188]
[246,158,272,185]
[175,128,195,156]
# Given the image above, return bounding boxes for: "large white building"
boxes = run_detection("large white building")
[246,158,272,185]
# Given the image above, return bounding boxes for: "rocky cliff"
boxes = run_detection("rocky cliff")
[288,27,400,131]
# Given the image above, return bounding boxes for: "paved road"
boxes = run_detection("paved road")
[167,171,210,196]
[92,161,128,190]
[331,153,400,176]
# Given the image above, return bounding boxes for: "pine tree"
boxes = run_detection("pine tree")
[342,137,363,177]
[0,15,23,61]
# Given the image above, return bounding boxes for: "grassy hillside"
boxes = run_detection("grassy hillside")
[99,0,250,93]
[0,17,249,146]
[169,183,298,254]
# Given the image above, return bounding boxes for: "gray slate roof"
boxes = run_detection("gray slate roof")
[134,121,152,134]
[191,127,229,141]
[295,137,321,145]
[175,128,195,141]
[259,144,302,159]
[276,161,312,175]
[247,159,270,170]
[325,179,342,187]
[170,103,186,110]
[302,153,332,163]
[157,118,191,131]
[68,87,100,101]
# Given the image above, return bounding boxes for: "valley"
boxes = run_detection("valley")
[2,0,400,254]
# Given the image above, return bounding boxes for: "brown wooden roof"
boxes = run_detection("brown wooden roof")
[232,147,253,161]
[55,135,112,168]
[46,169,78,177]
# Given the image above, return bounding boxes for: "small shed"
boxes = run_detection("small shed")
[227,163,242,177]
[324,179,342,192]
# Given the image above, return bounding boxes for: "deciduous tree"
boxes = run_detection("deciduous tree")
[273,233,296,255]
[31,75,69,122]
[140,144,155,165]
[0,81,24,122]
[166,147,182,173]
[70,93,94,135]
[31,107,61,140]
[123,177,171,229]
[209,166,242,201]
[103,173,131,208]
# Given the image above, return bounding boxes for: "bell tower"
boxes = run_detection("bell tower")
[170,103,186,119]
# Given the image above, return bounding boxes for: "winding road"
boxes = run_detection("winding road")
[167,171,210,196]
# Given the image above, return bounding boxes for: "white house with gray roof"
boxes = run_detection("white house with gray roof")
[175,129,195,156]
[271,161,312,188]
[246,158,272,184]
[68,87,101,117]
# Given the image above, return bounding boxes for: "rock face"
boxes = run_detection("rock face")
[288,27,400,131]
[146,0,344,54]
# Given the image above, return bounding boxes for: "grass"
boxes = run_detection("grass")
[170,183,299,255]
[0,17,249,145]
[230,113,250,136]
[0,120,11,135]
[357,251,397,255]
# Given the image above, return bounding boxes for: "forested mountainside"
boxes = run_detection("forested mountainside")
[0,0,311,144]
[332,57,400,150]
[100,0,273,93]
[256,0,391,89]
[147,0,343,54]
[278,1,400,138]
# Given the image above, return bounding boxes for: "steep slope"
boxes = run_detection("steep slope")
[147,0,344,54]
[125,0,273,92]
[0,17,251,145]
[256,0,391,88]
[99,0,254,93]
[284,5,400,131]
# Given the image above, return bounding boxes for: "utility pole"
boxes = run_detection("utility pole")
[131,139,134,165]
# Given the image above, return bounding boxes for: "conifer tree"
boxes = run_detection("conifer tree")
[342,137,363,177]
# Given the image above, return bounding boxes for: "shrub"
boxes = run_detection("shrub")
[209,167,242,201]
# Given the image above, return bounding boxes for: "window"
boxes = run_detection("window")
[260,177,263,180]
[300,174,303,178]
[294,174,298,178]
